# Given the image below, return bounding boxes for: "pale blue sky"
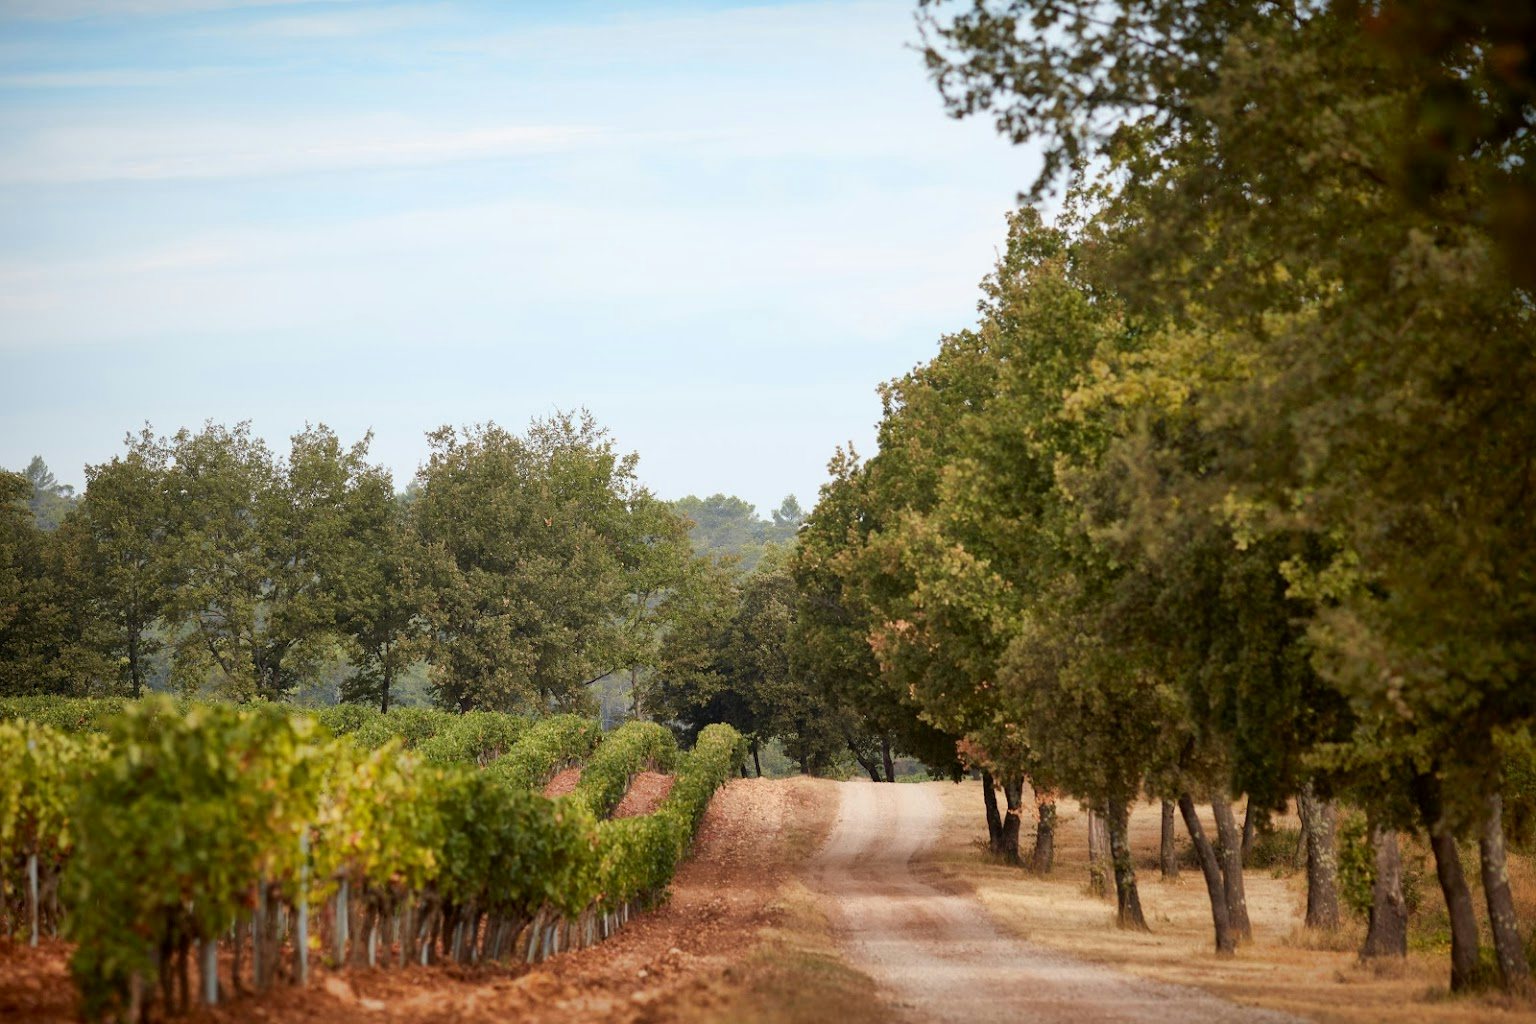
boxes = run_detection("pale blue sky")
[0,0,1037,514]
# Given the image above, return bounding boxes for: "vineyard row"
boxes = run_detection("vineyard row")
[0,697,744,1022]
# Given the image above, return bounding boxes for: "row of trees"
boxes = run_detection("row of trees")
[769,0,1533,995]
[0,415,797,715]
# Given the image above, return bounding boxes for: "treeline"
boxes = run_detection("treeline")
[777,0,1534,996]
[0,414,798,716]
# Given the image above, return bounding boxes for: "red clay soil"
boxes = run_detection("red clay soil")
[613,772,674,819]
[0,776,832,1024]
[543,767,582,797]
[0,936,72,1023]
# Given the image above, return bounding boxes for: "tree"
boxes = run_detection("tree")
[920,0,1535,989]
[609,492,694,720]
[672,493,803,574]
[163,422,378,701]
[22,457,76,532]
[0,471,78,695]
[792,451,961,787]
[336,479,425,714]
[414,413,644,712]
[55,430,174,697]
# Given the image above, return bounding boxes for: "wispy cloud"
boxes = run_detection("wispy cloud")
[0,0,360,21]
[0,118,601,183]
[214,4,441,38]
[0,66,236,88]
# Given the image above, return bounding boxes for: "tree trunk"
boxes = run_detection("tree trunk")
[1087,809,1111,898]
[128,630,143,699]
[380,656,392,715]
[751,739,763,779]
[1210,793,1252,941]
[1414,774,1482,992]
[1361,824,1408,959]
[881,735,895,784]
[1179,793,1237,955]
[1479,792,1530,993]
[1297,782,1341,931]
[981,770,1004,854]
[1106,797,1149,931]
[847,737,883,782]
[1241,800,1257,863]
[1159,800,1180,879]
[1030,797,1056,874]
[999,775,1025,864]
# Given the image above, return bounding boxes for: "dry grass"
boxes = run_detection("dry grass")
[924,780,1536,1024]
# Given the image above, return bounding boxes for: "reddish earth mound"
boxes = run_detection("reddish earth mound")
[543,767,582,797]
[613,771,674,818]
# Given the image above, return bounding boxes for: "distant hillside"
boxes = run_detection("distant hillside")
[671,493,803,573]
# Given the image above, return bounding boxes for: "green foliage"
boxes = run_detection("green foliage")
[1336,813,1376,921]
[348,706,456,750]
[54,434,174,698]
[0,471,84,697]
[486,714,601,790]
[1336,813,1425,924]
[594,722,746,907]
[416,710,530,767]
[0,720,99,932]
[671,493,802,575]
[20,457,76,532]
[335,483,429,713]
[312,701,381,737]
[64,698,329,1018]
[0,696,127,733]
[414,413,682,713]
[437,770,600,919]
[160,423,391,701]
[1245,826,1301,873]
[0,694,742,1017]
[311,739,444,906]
[568,721,678,817]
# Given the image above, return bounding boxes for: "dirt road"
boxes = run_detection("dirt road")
[811,781,1299,1024]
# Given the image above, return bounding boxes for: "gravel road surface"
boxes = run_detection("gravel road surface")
[811,781,1301,1024]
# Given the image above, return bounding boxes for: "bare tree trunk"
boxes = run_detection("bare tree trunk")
[231,920,245,995]
[1179,793,1236,955]
[1211,793,1252,941]
[881,735,895,784]
[1030,797,1056,874]
[1241,800,1257,863]
[999,774,1025,864]
[1107,797,1149,931]
[1414,774,1482,993]
[1361,824,1408,959]
[847,737,883,782]
[1479,792,1530,993]
[129,631,143,699]
[1160,800,1180,879]
[751,738,762,778]
[1087,809,1111,898]
[1297,782,1341,931]
[981,770,1004,854]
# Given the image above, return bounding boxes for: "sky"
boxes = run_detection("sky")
[0,0,1039,515]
